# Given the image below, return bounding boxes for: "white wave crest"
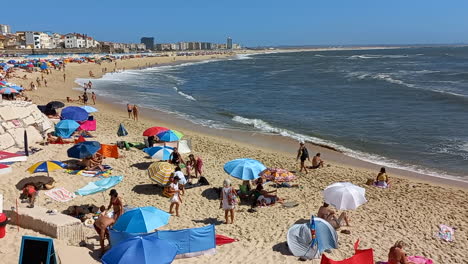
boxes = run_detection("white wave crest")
[173,87,196,101]
[347,72,415,88]
[348,54,410,59]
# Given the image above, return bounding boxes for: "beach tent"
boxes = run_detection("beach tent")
[61,106,88,121]
[144,146,174,160]
[287,216,338,259]
[109,225,216,259]
[320,240,374,264]
[113,206,170,233]
[224,158,266,180]
[75,176,123,196]
[102,234,178,264]
[117,123,128,137]
[55,120,80,138]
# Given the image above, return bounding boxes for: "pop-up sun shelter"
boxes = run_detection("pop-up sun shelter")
[287,216,338,260]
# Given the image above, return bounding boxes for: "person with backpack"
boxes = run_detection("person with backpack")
[220,179,237,224]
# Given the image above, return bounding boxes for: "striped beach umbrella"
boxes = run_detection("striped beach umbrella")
[156,129,184,142]
[0,87,19,94]
[148,161,174,185]
[27,161,67,176]
[143,146,174,160]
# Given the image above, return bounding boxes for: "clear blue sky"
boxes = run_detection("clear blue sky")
[4,0,468,46]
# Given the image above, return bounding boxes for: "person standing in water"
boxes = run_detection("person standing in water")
[296,142,310,174]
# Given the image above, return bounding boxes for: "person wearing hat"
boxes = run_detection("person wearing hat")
[107,189,123,221]
[168,176,182,217]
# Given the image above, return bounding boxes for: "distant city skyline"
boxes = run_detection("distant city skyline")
[3,0,468,46]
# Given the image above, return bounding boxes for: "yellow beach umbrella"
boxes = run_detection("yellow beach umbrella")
[27,161,67,176]
[148,161,174,185]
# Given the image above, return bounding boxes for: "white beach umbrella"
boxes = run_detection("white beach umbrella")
[323,182,367,210]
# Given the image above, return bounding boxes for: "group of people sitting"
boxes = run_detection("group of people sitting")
[81,152,105,171]
[237,178,286,207]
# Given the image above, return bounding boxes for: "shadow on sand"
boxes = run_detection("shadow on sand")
[192,217,224,225]
[130,161,153,170]
[272,241,293,256]
[132,184,163,196]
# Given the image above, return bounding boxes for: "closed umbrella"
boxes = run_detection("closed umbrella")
[223,158,266,180]
[113,206,171,233]
[156,130,183,142]
[27,161,67,176]
[61,106,88,121]
[148,161,174,185]
[143,146,174,160]
[46,101,65,109]
[142,126,169,137]
[55,120,80,138]
[323,182,367,210]
[80,105,98,113]
[101,234,177,264]
[67,141,101,159]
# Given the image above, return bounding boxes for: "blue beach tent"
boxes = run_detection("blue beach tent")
[55,120,80,138]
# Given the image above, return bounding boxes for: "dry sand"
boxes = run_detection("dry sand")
[0,52,467,264]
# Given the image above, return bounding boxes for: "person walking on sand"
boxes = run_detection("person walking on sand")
[169,176,182,216]
[63,73,66,82]
[126,104,133,118]
[94,206,115,257]
[220,179,237,224]
[43,78,47,87]
[296,142,310,173]
[91,92,96,105]
[83,92,88,105]
[107,189,123,221]
[133,104,139,121]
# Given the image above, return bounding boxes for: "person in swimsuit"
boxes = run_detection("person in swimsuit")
[375,167,390,187]
[296,142,310,173]
[21,184,37,208]
[107,189,123,221]
[94,206,115,256]
[317,202,350,229]
[311,153,324,169]
[133,105,139,121]
[387,241,416,264]
[169,147,184,166]
[169,176,182,216]
[186,154,203,179]
[127,104,133,118]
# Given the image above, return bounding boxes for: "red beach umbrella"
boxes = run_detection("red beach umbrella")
[142,126,169,137]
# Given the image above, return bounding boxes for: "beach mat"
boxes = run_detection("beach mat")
[282,201,299,208]
[75,176,123,196]
[45,187,76,202]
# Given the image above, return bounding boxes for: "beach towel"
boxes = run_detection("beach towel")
[377,256,433,264]
[320,240,374,264]
[78,120,96,131]
[75,176,123,196]
[98,144,119,158]
[45,187,76,202]
[74,136,86,143]
[436,224,455,242]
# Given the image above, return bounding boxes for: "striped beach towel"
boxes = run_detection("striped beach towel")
[45,187,76,202]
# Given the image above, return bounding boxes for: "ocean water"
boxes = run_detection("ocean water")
[79,47,468,180]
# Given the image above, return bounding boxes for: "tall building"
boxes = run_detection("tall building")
[140,37,154,50]
[226,37,233,49]
[0,24,11,35]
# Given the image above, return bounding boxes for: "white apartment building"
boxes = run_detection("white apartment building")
[0,24,11,35]
[64,33,86,48]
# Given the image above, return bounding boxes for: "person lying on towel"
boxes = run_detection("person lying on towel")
[257,195,284,206]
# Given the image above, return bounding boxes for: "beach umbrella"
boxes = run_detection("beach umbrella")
[323,182,367,210]
[148,161,174,185]
[16,176,54,190]
[101,234,178,264]
[117,123,128,137]
[61,106,88,121]
[260,168,297,183]
[80,105,98,113]
[27,161,67,176]
[40,63,48,70]
[0,87,18,94]
[224,158,267,180]
[46,101,65,109]
[55,120,80,138]
[156,129,184,142]
[113,206,171,233]
[7,60,16,64]
[143,146,174,160]
[67,141,101,159]
[9,85,24,91]
[142,126,169,137]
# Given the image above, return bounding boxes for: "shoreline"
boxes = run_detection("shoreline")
[72,51,468,189]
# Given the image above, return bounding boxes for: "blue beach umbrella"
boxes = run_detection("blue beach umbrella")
[55,120,80,138]
[143,146,174,160]
[61,106,88,121]
[224,158,267,180]
[80,105,98,113]
[156,129,183,142]
[102,234,177,264]
[67,141,101,159]
[113,206,171,233]
[9,85,24,91]
[40,63,48,70]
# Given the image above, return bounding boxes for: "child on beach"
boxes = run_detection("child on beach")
[169,176,182,216]
[220,179,237,224]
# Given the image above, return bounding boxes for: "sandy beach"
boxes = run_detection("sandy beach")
[1,51,467,264]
